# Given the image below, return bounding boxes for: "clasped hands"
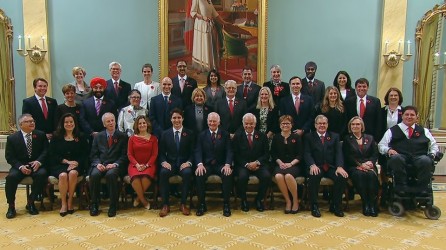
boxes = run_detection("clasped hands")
[356,161,374,172]
[96,163,117,172]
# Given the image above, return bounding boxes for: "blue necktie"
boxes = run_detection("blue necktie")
[175,131,180,151]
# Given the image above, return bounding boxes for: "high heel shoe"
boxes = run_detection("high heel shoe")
[60,211,68,217]
[67,209,75,214]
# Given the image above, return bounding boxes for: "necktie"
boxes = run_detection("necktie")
[243,84,249,99]
[95,99,101,115]
[164,95,169,106]
[108,135,113,147]
[114,81,119,95]
[247,133,253,148]
[359,98,365,118]
[26,133,32,158]
[320,135,325,144]
[40,98,48,119]
[211,132,216,144]
[309,80,313,87]
[320,135,329,171]
[408,126,414,138]
[175,131,180,151]
[180,78,185,92]
[228,99,234,115]
[294,96,300,114]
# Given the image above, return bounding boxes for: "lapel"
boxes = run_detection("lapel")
[32,96,46,117]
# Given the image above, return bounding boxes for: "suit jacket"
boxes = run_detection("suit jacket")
[236,82,261,113]
[89,130,128,175]
[171,76,198,108]
[214,97,247,134]
[342,133,379,171]
[183,104,213,135]
[79,96,117,135]
[303,131,343,170]
[279,94,314,132]
[22,96,58,134]
[252,106,280,134]
[203,85,225,110]
[341,88,356,102]
[194,129,233,167]
[159,128,195,168]
[5,129,49,169]
[149,94,183,136]
[232,129,269,169]
[105,79,131,111]
[263,81,290,106]
[344,95,382,140]
[301,78,325,108]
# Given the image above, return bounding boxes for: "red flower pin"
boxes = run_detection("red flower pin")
[74,138,79,142]
[415,132,420,137]
[364,139,369,144]
[204,106,208,110]
[300,99,304,103]
[291,139,296,143]
[102,101,107,105]
[128,110,132,113]
[182,132,187,137]
[326,137,331,141]
[113,139,118,143]
[367,99,371,104]
[254,134,259,139]
[75,110,80,114]
[32,134,37,139]
[234,101,238,105]
[168,99,172,104]
[151,85,154,89]
[217,134,221,139]
[47,100,51,104]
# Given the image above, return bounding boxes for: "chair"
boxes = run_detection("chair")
[19,176,45,210]
[83,175,123,209]
[221,28,248,74]
[45,175,85,210]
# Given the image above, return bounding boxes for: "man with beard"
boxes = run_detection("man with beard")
[301,61,325,109]
[171,60,198,108]
[105,62,131,112]
[236,67,260,113]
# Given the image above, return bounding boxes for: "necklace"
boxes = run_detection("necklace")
[353,134,363,140]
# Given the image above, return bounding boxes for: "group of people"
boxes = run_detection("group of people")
[4,60,439,220]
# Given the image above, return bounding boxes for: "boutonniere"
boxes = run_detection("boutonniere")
[186,84,192,88]
[182,132,187,137]
[75,110,80,114]
[204,106,208,110]
[300,99,304,103]
[168,99,172,104]
[364,138,369,145]
[118,85,122,90]
[151,85,154,89]
[234,100,238,105]
[47,100,51,104]
[326,136,331,141]
[102,100,107,105]
[74,138,79,142]
[217,134,221,139]
[32,134,37,139]
[254,134,259,139]
[113,138,118,143]
[366,99,371,104]
[414,132,420,137]
[127,109,132,113]
[291,139,296,143]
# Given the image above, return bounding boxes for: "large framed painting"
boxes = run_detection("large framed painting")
[159,0,267,87]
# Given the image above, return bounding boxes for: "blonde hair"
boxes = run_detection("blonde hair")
[321,86,344,113]
[72,66,86,77]
[256,87,275,109]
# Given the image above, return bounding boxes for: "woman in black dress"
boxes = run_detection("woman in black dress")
[54,84,82,131]
[316,86,346,136]
[333,70,355,101]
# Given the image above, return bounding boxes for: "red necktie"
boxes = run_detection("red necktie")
[247,133,253,148]
[359,98,365,118]
[114,81,119,95]
[229,99,234,115]
[320,135,325,144]
[108,135,113,147]
[408,126,414,138]
[40,98,48,119]
[294,96,300,114]
[243,84,248,99]
[211,132,216,144]
[309,80,314,87]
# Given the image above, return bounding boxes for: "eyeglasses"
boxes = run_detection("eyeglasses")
[22,120,35,124]
[130,96,141,99]
[316,122,327,125]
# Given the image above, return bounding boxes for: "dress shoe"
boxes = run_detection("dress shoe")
[60,211,68,217]
[369,204,378,217]
[223,203,231,217]
[362,203,370,216]
[311,204,321,218]
[332,206,344,217]
[67,209,75,214]
[159,205,170,217]
[26,203,39,215]
[89,203,99,216]
[133,199,140,208]
[255,200,264,212]
[6,207,16,219]
[196,203,206,216]
[240,200,249,212]
[108,205,117,217]
[180,204,191,216]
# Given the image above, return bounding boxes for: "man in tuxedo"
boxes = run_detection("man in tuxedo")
[194,112,234,217]
[89,112,128,217]
[149,77,183,138]
[232,113,270,212]
[158,109,194,217]
[5,114,48,218]
[22,77,58,140]
[301,61,325,109]
[304,115,348,217]
[79,77,117,138]
[236,67,260,113]
[105,62,131,111]
[171,60,198,108]
[262,64,290,106]
[345,78,382,140]
[279,76,314,136]
[214,80,247,139]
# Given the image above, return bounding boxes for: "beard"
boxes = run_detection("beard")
[93,91,104,98]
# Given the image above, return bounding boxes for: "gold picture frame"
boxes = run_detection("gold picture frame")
[159,0,267,86]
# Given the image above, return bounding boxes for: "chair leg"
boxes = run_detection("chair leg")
[46,183,54,211]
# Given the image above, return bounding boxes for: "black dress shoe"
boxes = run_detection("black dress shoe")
[196,203,206,216]
[369,204,378,217]
[67,209,75,214]
[362,203,370,216]
[60,211,68,217]
[89,203,99,216]
[223,203,231,217]
[240,200,249,212]
[311,204,321,217]
[26,203,39,215]
[108,205,117,217]
[6,207,16,219]
[255,200,264,212]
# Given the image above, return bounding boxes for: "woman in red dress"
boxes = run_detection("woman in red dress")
[127,115,158,209]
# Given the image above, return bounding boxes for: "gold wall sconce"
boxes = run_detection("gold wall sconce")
[16,35,47,63]
[383,40,412,67]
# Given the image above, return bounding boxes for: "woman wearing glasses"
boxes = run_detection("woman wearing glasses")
[117,90,148,136]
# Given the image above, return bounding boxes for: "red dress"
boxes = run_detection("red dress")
[128,135,158,179]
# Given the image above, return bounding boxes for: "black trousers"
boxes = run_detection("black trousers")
[195,165,233,204]
[236,166,271,201]
[5,167,47,204]
[350,168,379,204]
[159,166,192,205]
[89,167,120,207]
[388,154,432,187]
[308,167,347,206]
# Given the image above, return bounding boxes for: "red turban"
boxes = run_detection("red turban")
[90,77,107,89]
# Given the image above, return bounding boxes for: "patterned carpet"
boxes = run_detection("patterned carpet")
[0,187,445,249]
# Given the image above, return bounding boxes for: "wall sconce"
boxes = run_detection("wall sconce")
[433,52,446,70]
[16,35,47,64]
[383,40,412,68]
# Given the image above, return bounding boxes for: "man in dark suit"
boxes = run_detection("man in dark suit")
[214,80,247,139]
[279,76,314,136]
[232,113,270,212]
[194,112,234,217]
[262,64,290,106]
[5,114,49,218]
[171,60,198,108]
[89,112,128,217]
[105,62,131,111]
[236,67,260,113]
[22,77,58,140]
[301,61,325,109]
[344,78,382,140]
[79,77,117,137]
[158,109,194,217]
[304,115,348,218]
[149,77,183,138]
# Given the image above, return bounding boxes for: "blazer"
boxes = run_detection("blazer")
[183,104,213,135]
[105,79,131,111]
[22,96,58,134]
[301,78,325,108]
[232,129,269,169]
[89,130,128,175]
[194,129,233,167]
[379,106,403,141]
[342,133,379,172]
[49,134,89,175]
[214,97,247,134]
[263,81,290,106]
[252,106,280,134]
[340,88,356,102]
[203,85,225,110]
[279,94,314,133]
[79,96,117,135]
[344,95,382,140]
[159,127,195,168]
[149,94,183,137]
[236,82,261,113]
[5,129,49,169]
[303,131,344,170]
[171,76,198,108]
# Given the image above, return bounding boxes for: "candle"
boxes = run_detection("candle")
[398,40,402,54]
[18,35,22,50]
[41,36,45,50]
[434,52,440,66]
[384,40,389,54]
[27,35,31,49]
[407,40,411,55]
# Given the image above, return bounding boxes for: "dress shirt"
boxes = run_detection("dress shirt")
[356,95,367,115]
[34,94,46,110]
[385,105,402,129]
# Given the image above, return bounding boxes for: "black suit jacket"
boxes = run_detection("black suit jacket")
[183,104,213,135]
[5,130,49,169]
[236,82,261,113]
[214,97,247,134]
[303,131,343,170]
[171,76,198,108]
[105,79,131,111]
[232,129,269,169]
[279,94,314,132]
[22,96,58,134]
[89,130,128,175]
[263,81,290,106]
[159,128,195,168]
[194,129,233,167]
[342,133,379,172]
[344,95,382,140]
[79,96,117,135]
[252,106,280,134]
[149,94,183,137]
[301,78,325,108]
